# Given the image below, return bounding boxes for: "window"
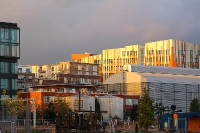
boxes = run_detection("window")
[11,29,17,41]
[0,62,8,73]
[84,71,88,75]
[26,68,30,73]
[178,50,183,55]
[130,51,133,56]
[122,51,126,56]
[0,44,9,56]
[1,28,9,40]
[198,50,200,56]
[78,64,82,70]
[93,72,97,75]
[94,79,98,84]
[78,70,82,74]
[190,50,193,55]
[127,51,129,56]
[190,58,193,62]
[85,65,89,71]
[79,78,85,83]
[93,66,97,71]
[43,96,57,103]
[126,99,138,105]
[1,79,8,89]
[11,63,17,74]
[12,79,17,90]
[87,79,91,84]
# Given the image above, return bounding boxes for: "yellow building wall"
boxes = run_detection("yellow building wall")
[144,39,200,68]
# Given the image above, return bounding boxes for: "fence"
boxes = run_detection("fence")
[0,121,16,133]
[103,82,200,112]
[168,118,186,133]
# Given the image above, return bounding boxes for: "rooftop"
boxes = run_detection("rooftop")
[129,65,200,76]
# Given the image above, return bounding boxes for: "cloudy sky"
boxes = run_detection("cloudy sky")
[1,0,200,65]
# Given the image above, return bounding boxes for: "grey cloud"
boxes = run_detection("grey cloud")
[1,0,200,64]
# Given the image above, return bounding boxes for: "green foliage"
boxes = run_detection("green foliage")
[95,98,101,112]
[36,104,43,119]
[138,90,155,133]
[3,91,25,120]
[130,104,138,121]
[55,101,72,118]
[43,102,56,119]
[190,98,200,112]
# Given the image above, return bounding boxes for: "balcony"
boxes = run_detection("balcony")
[18,79,26,82]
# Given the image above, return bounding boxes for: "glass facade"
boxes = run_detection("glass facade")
[0,22,20,98]
[0,28,19,58]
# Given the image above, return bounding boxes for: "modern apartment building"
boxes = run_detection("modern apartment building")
[73,39,200,81]
[29,61,100,86]
[74,45,144,80]
[144,39,200,68]
[18,66,35,92]
[71,53,97,62]
[0,22,20,97]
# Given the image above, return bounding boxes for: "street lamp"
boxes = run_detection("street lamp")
[148,87,165,106]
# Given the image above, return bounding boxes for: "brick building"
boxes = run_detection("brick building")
[30,61,101,86]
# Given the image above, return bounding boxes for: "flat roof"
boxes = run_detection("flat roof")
[0,22,18,28]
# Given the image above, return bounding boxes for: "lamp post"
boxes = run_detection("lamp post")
[148,87,165,130]
[148,87,165,106]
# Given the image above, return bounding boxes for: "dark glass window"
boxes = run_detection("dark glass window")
[11,63,17,74]
[1,79,8,90]
[0,62,8,73]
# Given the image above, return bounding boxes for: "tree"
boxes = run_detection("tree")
[55,101,72,118]
[4,91,25,121]
[190,98,200,112]
[130,104,138,121]
[138,90,155,133]
[43,102,56,120]
[95,98,101,112]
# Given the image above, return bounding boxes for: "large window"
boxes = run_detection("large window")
[12,79,17,90]
[43,96,57,103]
[0,28,20,58]
[126,99,138,105]
[78,64,82,70]
[1,79,8,90]
[85,65,89,71]
[11,63,17,74]
[93,65,97,71]
[0,62,8,73]
[0,44,9,56]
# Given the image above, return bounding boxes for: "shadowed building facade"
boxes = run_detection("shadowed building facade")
[0,22,20,97]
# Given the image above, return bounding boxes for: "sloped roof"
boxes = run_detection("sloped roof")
[129,65,200,76]
[139,73,200,84]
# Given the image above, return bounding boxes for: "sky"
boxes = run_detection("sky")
[1,0,200,65]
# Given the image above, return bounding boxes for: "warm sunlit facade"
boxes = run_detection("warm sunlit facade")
[71,53,96,62]
[144,39,200,68]
[72,45,144,81]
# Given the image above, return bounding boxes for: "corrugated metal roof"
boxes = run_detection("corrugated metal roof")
[130,65,200,76]
[139,73,200,84]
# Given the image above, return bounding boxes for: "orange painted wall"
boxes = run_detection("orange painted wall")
[188,116,200,132]
[30,92,42,107]
[71,54,91,62]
